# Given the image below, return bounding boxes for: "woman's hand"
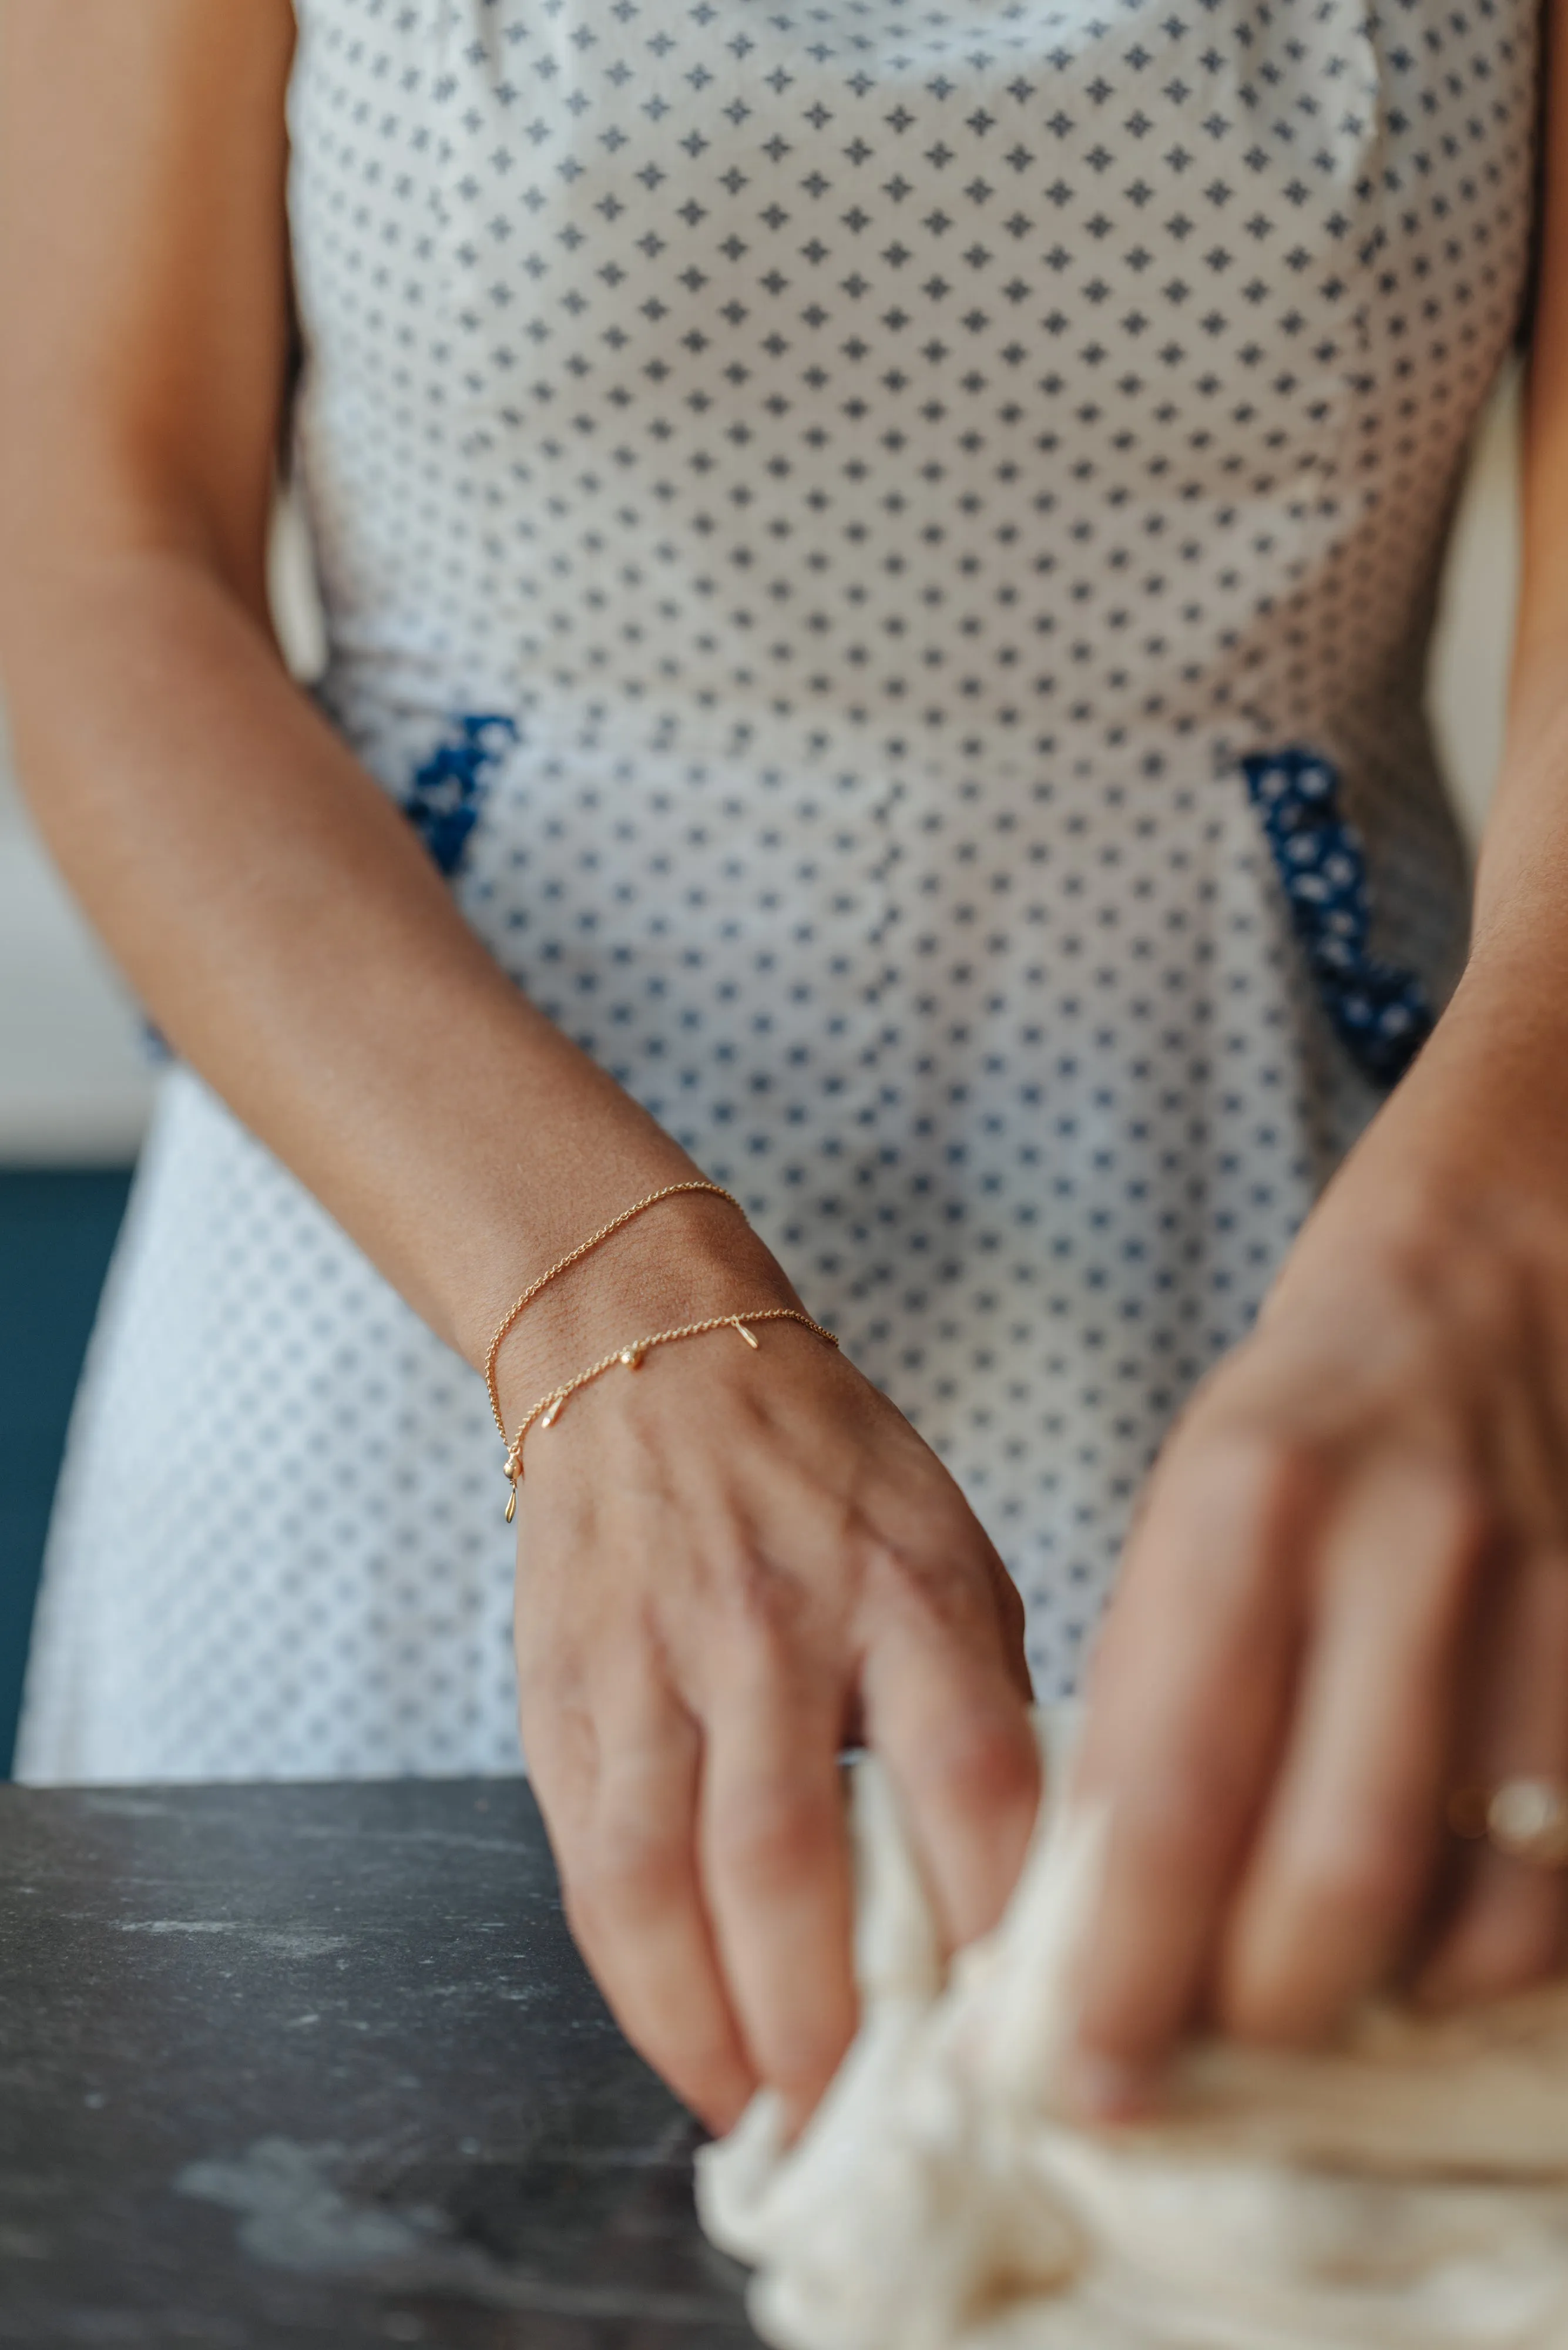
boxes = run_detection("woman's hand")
[1067,1173,1568,2119]
[506,1208,1039,2133]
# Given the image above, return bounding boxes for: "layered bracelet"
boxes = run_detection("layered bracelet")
[483,1183,838,1522]
[499,1307,838,1519]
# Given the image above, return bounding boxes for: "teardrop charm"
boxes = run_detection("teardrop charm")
[505,1486,517,1525]
[541,1396,565,1429]
[734,1321,760,1349]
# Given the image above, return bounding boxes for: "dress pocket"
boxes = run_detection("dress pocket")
[402,714,519,878]
[1240,747,1433,1090]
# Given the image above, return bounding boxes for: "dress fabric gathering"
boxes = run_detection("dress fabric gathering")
[16,0,1535,1780]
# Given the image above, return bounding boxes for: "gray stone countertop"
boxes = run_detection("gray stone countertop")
[0,1777,758,2349]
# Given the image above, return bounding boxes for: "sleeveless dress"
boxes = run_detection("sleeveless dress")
[16,0,1537,1781]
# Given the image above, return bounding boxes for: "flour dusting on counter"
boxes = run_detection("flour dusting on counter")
[696,1716,1568,2350]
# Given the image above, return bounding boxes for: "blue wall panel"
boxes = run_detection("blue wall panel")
[0,1169,130,1774]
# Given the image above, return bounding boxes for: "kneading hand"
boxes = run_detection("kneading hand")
[512,1311,1039,2132]
[1069,1186,1568,2117]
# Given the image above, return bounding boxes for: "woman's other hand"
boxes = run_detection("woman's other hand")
[506,1205,1039,2134]
[1067,1163,1568,2118]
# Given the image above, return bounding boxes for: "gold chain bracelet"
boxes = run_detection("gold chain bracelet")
[500,1307,838,1521]
[482,1179,742,1442]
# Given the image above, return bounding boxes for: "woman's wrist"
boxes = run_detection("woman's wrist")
[486,1186,804,1434]
[1267,968,1568,1323]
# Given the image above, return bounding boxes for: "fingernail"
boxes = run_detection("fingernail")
[1056,2047,1158,2126]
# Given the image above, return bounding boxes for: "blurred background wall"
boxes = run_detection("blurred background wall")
[0,365,1526,1772]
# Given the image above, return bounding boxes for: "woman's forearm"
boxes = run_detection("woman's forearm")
[1453,18,1568,1076]
[1247,663,1568,1312]
[0,545,792,1406]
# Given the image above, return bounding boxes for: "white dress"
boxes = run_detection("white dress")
[16,0,1535,1781]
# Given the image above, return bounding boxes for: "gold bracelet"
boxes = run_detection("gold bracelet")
[482,1179,742,1442]
[500,1307,838,1520]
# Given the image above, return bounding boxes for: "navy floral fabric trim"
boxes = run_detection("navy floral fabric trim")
[1240,746,1433,1089]
[402,713,518,878]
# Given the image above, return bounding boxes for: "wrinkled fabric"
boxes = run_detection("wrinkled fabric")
[699,1716,1568,2350]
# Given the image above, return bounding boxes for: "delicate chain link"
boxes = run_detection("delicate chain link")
[499,1307,838,1521]
[482,1179,741,1440]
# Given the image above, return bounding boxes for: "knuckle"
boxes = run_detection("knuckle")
[515,1661,597,1775]
[859,1526,1008,1636]
[1117,1750,1238,1858]
[719,1549,813,1654]
[1291,1834,1411,1929]
[918,1714,1039,1827]
[1193,1425,1324,1520]
[1452,1249,1525,1341]
[567,1822,690,1935]
[1367,1228,1458,1317]
[1143,1424,1327,1578]
[709,1786,837,1895]
[1417,1474,1495,1581]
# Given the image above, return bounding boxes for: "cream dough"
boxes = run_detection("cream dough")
[696,1714,1568,2350]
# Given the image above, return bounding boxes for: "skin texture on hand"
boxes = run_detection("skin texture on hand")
[1065,1180,1568,2120]
[510,1315,1039,2132]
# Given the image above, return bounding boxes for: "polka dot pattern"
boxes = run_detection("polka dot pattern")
[18,0,1537,1779]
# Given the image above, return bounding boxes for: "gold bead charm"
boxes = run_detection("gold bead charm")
[496,1302,836,1522]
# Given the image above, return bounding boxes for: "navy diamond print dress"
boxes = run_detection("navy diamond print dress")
[17,0,1537,1778]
